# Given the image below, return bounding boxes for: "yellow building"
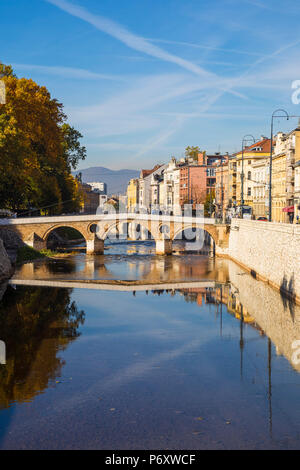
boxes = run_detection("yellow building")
[228,157,237,208]
[272,127,300,223]
[127,178,139,211]
[234,137,271,217]
[252,158,269,218]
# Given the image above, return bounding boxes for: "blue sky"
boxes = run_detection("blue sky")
[2,0,300,169]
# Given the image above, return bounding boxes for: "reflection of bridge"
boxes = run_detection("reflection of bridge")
[0,213,230,255]
[10,279,221,291]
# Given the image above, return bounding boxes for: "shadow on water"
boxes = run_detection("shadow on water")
[0,285,85,445]
[280,274,296,321]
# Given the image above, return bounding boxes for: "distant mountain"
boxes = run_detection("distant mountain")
[73,167,140,195]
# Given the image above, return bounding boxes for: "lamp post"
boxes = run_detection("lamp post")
[220,161,223,222]
[241,135,255,218]
[268,109,289,222]
[206,168,212,218]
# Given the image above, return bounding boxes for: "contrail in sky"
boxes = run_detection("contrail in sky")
[45,0,246,99]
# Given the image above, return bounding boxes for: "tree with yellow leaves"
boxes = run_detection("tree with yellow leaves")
[0,63,86,214]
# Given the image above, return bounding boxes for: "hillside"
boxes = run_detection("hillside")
[73,167,139,195]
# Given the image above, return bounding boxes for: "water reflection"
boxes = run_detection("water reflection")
[0,286,85,408]
[14,242,228,284]
[2,250,300,449]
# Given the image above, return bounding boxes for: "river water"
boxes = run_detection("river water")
[0,240,300,449]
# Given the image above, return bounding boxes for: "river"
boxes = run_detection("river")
[0,240,299,450]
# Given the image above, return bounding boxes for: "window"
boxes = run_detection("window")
[248,187,251,196]
[248,171,251,180]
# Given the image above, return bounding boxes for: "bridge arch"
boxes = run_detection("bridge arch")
[42,224,87,249]
[172,224,218,245]
[99,219,156,242]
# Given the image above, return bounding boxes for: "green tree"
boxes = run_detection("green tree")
[185,146,201,162]
[204,190,215,217]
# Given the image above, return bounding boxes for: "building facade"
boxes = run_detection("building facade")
[127,178,139,211]
[272,127,300,223]
[215,159,229,220]
[229,137,271,218]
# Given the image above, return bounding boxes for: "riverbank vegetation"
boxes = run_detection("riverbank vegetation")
[16,245,77,264]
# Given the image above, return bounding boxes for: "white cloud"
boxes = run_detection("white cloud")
[147,38,263,57]
[45,0,247,100]
[66,73,229,139]
[11,63,125,81]
[46,0,214,79]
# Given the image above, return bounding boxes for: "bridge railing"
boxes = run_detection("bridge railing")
[0,213,220,225]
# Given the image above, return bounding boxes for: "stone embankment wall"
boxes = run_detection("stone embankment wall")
[228,219,300,303]
[0,239,13,282]
[0,229,24,282]
[228,260,300,372]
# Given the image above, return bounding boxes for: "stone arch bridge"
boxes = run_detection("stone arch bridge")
[0,213,230,255]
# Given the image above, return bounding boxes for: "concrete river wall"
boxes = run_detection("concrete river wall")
[227,219,300,303]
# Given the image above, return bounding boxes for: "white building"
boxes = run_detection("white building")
[252,158,269,218]
[139,165,167,212]
[159,158,181,214]
[87,182,107,194]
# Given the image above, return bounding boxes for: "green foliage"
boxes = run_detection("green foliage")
[204,191,215,217]
[16,246,58,263]
[61,124,86,171]
[0,63,16,78]
[16,246,46,263]
[0,286,85,407]
[0,63,85,214]
[185,146,201,161]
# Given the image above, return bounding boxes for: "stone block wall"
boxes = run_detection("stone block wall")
[228,260,300,371]
[0,239,12,282]
[228,219,300,302]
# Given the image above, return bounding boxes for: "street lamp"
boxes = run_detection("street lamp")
[206,168,212,218]
[268,109,289,222]
[241,134,255,218]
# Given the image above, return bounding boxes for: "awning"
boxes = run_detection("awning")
[282,205,294,213]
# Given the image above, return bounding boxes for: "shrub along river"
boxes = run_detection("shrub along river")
[0,240,300,449]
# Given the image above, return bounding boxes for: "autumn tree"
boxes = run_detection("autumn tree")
[0,63,86,214]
